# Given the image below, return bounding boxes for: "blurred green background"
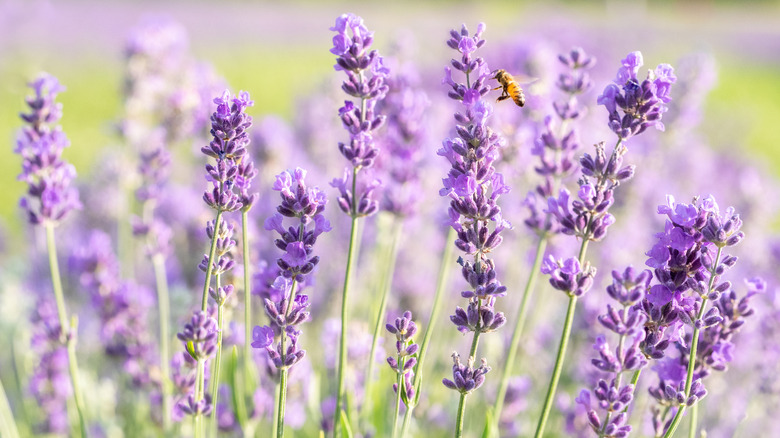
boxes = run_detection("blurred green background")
[2,0,780,250]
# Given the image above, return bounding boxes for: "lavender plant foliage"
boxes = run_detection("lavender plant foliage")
[329,12,389,218]
[15,73,81,226]
[439,22,509,395]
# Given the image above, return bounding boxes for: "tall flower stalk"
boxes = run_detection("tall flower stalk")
[385,311,419,438]
[184,89,253,437]
[328,13,389,434]
[437,23,510,437]
[15,73,87,438]
[534,51,676,437]
[491,47,595,435]
[253,167,330,437]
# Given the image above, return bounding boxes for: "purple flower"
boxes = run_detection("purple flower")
[15,73,81,225]
[330,13,388,219]
[598,51,677,140]
[442,353,491,395]
[386,311,419,405]
[252,325,274,349]
[178,311,219,361]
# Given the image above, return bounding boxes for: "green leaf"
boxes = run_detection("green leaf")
[340,409,354,438]
[228,346,248,428]
[481,407,494,438]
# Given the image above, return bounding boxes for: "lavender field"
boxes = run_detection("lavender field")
[2,1,780,437]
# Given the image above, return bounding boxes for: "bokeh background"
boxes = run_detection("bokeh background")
[2,1,780,437]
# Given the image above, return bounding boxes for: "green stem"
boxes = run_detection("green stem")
[152,254,172,434]
[400,228,456,435]
[45,224,88,438]
[275,279,299,437]
[194,358,205,438]
[242,211,254,402]
[0,376,21,438]
[490,235,548,433]
[533,236,589,438]
[201,209,224,311]
[334,173,362,438]
[662,246,723,438]
[622,368,642,416]
[271,381,280,438]
[688,403,698,438]
[362,218,403,423]
[210,277,226,437]
[391,359,404,438]
[277,370,288,438]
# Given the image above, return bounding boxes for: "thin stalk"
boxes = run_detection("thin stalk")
[533,238,589,438]
[242,211,254,402]
[271,382,280,438]
[275,279,299,437]
[194,358,205,438]
[490,235,548,433]
[209,275,227,438]
[152,253,172,434]
[277,370,288,438]
[334,166,362,438]
[391,358,405,438]
[0,376,21,438]
[400,228,456,436]
[688,403,698,438]
[662,246,723,438]
[622,368,642,416]
[201,209,224,311]
[45,224,88,438]
[455,331,482,438]
[361,218,403,422]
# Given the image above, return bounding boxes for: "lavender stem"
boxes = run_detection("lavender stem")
[689,403,698,438]
[490,235,548,433]
[242,210,255,405]
[209,274,227,437]
[662,246,723,438]
[152,253,172,433]
[362,219,403,423]
[334,167,362,438]
[275,279,299,437]
[400,228,456,436]
[455,330,482,438]
[0,376,20,438]
[201,209,224,311]
[45,223,88,438]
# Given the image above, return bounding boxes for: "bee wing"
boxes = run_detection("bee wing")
[512,73,539,85]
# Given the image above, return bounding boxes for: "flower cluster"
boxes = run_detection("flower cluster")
[15,73,81,226]
[329,13,389,218]
[254,168,330,371]
[439,22,509,398]
[597,51,677,141]
[70,231,156,387]
[386,311,419,405]
[442,353,491,395]
[578,268,651,437]
[202,90,255,213]
[28,297,70,435]
[525,47,595,235]
[375,63,429,217]
[540,255,596,298]
[131,131,173,257]
[636,195,756,436]
[198,219,238,286]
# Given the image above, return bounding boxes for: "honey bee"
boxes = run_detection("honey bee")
[492,69,525,107]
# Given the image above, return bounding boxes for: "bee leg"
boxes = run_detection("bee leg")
[497,95,510,102]
[492,86,503,90]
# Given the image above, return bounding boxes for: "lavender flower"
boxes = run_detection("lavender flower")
[15,73,81,225]
[578,267,651,437]
[386,311,419,405]
[201,90,254,213]
[540,255,596,298]
[597,51,677,141]
[329,12,389,218]
[442,353,492,395]
[178,311,219,362]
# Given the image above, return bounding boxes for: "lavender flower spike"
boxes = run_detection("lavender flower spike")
[16,73,81,225]
[330,13,389,431]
